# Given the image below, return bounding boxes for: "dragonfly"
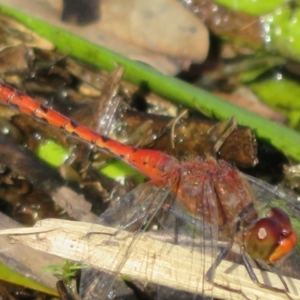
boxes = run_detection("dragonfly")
[0,81,298,299]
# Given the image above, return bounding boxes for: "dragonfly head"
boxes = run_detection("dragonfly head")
[245,207,297,263]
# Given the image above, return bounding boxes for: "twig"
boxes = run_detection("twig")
[0,218,299,300]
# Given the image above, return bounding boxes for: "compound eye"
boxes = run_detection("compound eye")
[267,207,292,235]
[245,217,281,261]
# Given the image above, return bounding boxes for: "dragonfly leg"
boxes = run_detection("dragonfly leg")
[242,254,293,299]
[205,246,228,282]
[205,246,252,300]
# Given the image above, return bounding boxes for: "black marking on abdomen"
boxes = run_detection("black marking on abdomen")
[39,104,49,113]
[70,120,79,128]
[101,135,110,143]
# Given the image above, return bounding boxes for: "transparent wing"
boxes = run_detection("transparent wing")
[80,181,175,299]
[80,174,220,300]
[155,180,220,300]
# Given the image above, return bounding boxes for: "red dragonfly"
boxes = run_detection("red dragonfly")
[0,82,298,299]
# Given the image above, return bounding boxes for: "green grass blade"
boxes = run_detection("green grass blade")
[0,263,57,296]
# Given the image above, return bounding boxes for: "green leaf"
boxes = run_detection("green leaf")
[215,0,286,15]
[99,160,145,183]
[267,6,300,62]
[215,1,300,62]
[250,78,300,128]
[0,263,57,296]
[44,260,82,284]
[36,140,69,167]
